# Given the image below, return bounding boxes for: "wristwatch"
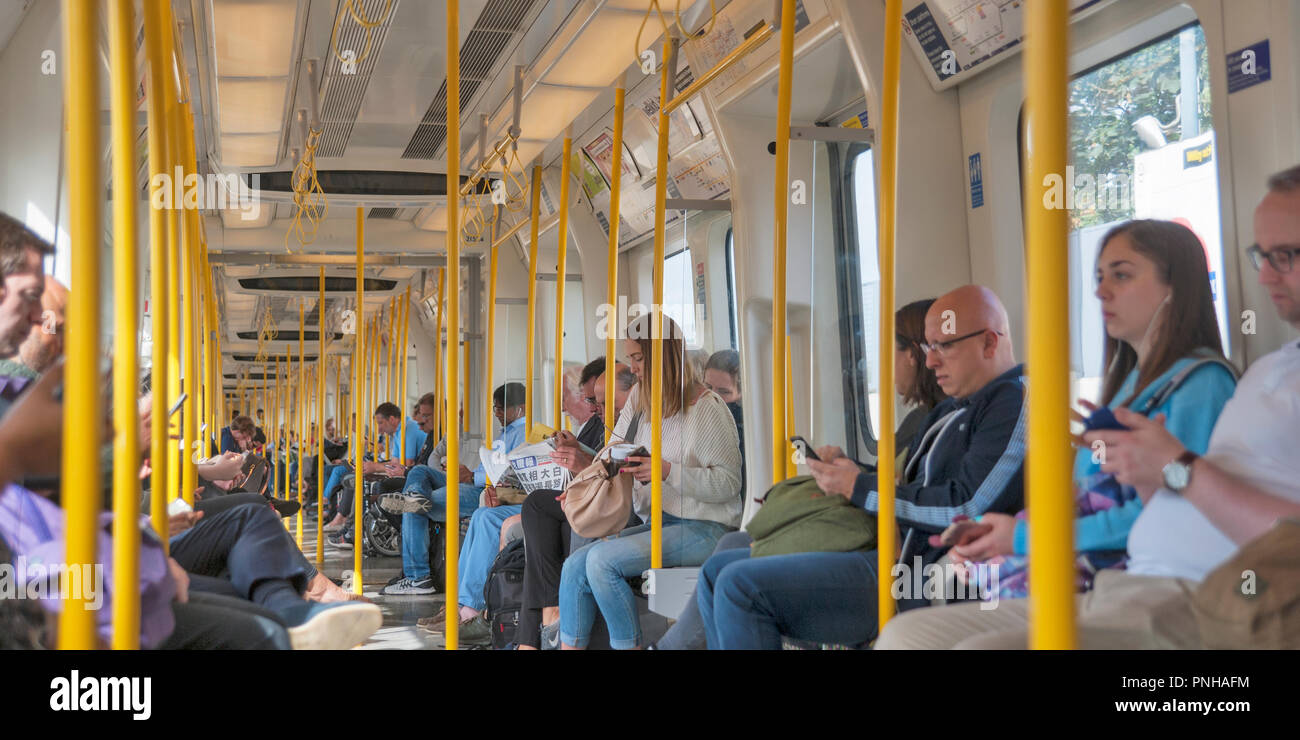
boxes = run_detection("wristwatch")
[1161,450,1199,493]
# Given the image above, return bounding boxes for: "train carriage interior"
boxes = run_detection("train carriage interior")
[0,0,1299,671]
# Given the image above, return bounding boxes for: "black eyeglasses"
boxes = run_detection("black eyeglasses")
[919,328,1003,356]
[1246,244,1300,274]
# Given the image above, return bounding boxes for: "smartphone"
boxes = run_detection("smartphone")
[789,436,820,462]
[1083,407,1128,432]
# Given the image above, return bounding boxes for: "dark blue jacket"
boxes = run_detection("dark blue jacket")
[852,364,1027,564]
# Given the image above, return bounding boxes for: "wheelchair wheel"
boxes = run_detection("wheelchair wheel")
[366,515,402,558]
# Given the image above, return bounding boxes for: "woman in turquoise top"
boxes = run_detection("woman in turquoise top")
[955,219,1237,562]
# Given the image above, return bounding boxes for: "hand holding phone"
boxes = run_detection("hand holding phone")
[789,436,820,462]
[938,517,993,548]
[1082,407,1129,432]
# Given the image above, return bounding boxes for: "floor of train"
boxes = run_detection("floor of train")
[296,512,454,650]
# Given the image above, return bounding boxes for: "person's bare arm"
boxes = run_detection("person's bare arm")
[1089,407,1300,545]
[1179,459,1300,544]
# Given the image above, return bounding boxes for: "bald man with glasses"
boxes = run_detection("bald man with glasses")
[696,284,1028,649]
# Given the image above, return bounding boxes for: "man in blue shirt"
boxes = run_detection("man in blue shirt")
[379,383,527,595]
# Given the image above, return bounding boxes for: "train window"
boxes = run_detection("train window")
[1045,23,1227,402]
[663,246,699,347]
[850,147,882,437]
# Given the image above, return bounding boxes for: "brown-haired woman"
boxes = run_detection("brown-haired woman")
[558,313,742,650]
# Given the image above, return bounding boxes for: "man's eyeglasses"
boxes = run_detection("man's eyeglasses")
[583,396,599,406]
[1246,244,1300,274]
[919,328,1003,356]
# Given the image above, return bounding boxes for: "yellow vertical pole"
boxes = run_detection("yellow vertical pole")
[785,339,796,479]
[274,355,282,497]
[108,0,140,650]
[485,207,498,446]
[553,130,573,431]
[180,110,199,507]
[317,267,326,563]
[387,295,397,403]
[59,0,101,650]
[297,300,305,547]
[525,165,541,439]
[370,315,381,457]
[143,0,169,543]
[876,0,902,631]
[649,37,674,569]
[1025,0,1075,650]
[771,0,795,486]
[353,207,366,594]
[445,0,462,650]
[434,269,446,441]
[399,285,411,462]
[163,8,182,507]
[604,79,626,445]
[335,355,343,442]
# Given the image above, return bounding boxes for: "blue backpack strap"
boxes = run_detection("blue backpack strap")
[1139,349,1239,414]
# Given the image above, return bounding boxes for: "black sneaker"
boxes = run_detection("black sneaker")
[268,497,300,518]
[327,529,352,550]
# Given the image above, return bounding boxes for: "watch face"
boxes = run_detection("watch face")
[1163,462,1190,491]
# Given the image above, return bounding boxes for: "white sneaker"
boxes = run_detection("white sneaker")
[288,603,382,650]
[379,576,438,596]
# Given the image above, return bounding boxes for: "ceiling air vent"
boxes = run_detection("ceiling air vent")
[402,0,538,159]
[318,0,402,157]
[368,207,398,219]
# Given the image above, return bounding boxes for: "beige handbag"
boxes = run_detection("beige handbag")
[1192,518,1300,649]
[562,412,641,539]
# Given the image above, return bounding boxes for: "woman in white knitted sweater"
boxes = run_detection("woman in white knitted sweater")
[559,314,742,650]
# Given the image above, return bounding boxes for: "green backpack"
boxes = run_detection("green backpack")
[746,475,877,558]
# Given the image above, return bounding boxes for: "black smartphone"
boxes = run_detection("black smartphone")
[789,436,820,462]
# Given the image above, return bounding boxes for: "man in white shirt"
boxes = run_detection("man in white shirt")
[876,164,1300,649]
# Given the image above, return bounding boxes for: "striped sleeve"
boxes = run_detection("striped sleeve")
[859,379,1028,531]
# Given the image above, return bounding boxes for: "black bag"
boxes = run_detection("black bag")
[483,538,526,649]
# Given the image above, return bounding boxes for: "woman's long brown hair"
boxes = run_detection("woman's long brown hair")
[1097,219,1227,406]
[627,312,697,419]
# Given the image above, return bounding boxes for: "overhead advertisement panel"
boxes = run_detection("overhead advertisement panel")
[902,0,1112,91]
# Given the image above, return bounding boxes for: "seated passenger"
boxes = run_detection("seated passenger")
[513,362,634,649]
[697,285,1026,649]
[17,275,66,375]
[559,314,743,650]
[323,402,426,548]
[430,358,608,643]
[0,364,378,649]
[945,220,1237,598]
[0,214,52,417]
[375,383,526,595]
[220,415,256,456]
[654,301,948,650]
[876,165,1300,649]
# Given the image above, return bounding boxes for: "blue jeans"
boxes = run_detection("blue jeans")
[559,514,731,650]
[457,505,522,610]
[321,464,345,501]
[697,548,879,650]
[399,466,482,580]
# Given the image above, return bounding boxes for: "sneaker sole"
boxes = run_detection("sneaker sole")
[379,496,434,515]
[288,604,383,650]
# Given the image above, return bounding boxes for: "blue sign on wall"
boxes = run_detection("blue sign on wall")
[969,153,984,209]
[1226,40,1271,94]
